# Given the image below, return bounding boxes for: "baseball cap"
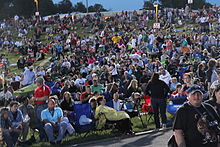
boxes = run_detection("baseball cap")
[186,85,203,95]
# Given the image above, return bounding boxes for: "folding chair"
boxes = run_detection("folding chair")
[123,99,145,127]
[142,96,154,125]
[70,103,95,136]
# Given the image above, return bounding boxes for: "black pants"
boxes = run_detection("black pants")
[116,118,132,133]
[57,52,64,60]
[151,98,167,128]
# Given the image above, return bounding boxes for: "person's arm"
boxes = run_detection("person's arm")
[174,129,186,147]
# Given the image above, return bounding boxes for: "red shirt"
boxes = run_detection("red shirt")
[34,85,50,105]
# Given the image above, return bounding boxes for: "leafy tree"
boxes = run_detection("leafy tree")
[38,0,57,16]
[57,0,73,14]
[92,4,107,12]
[143,1,155,10]
[73,2,86,13]
[158,0,211,9]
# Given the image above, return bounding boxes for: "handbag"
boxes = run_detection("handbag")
[167,135,178,147]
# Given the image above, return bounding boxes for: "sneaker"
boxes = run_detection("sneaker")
[154,128,160,132]
[50,141,56,145]
[161,124,167,130]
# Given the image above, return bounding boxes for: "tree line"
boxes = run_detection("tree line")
[0,0,107,20]
[144,0,212,10]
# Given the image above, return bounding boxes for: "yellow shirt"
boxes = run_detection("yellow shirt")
[112,36,122,44]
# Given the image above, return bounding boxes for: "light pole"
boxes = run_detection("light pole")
[34,0,39,12]
[153,4,158,23]
[86,0,89,14]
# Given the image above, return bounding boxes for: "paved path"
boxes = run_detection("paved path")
[73,130,172,147]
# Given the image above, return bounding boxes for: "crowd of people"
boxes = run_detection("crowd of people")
[0,4,220,147]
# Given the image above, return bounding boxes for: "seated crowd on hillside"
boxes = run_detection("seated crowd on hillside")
[0,5,220,146]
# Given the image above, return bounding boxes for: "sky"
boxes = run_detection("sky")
[54,0,220,11]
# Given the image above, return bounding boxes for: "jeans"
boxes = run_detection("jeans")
[151,98,167,128]
[34,104,47,140]
[3,131,20,147]
[44,121,67,142]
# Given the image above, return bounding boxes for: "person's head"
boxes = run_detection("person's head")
[93,80,98,86]
[198,63,205,70]
[183,73,192,84]
[89,98,97,109]
[63,91,72,102]
[217,71,220,82]
[150,72,160,83]
[10,101,19,113]
[36,77,44,87]
[208,58,217,69]
[21,97,29,105]
[85,86,91,93]
[96,96,106,106]
[212,84,220,103]
[48,98,56,110]
[132,92,141,101]
[171,77,177,83]
[187,86,203,107]
[0,107,9,119]
[129,79,138,88]
[176,84,182,92]
[113,92,119,101]
[159,66,166,75]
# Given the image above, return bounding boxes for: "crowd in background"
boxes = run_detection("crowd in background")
[0,4,220,146]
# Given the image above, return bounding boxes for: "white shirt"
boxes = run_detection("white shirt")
[74,78,86,88]
[160,70,171,85]
[22,69,36,86]
[210,80,220,90]
[113,99,122,111]
[148,34,155,44]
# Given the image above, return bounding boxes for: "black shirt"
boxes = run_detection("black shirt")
[173,102,220,147]
[145,80,170,99]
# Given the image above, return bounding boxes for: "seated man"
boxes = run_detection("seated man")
[9,101,29,142]
[41,98,67,144]
[0,107,20,147]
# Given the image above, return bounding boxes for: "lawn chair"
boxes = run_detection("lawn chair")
[123,99,145,127]
[167,101,183,120]
[70,103,95,136]
[142,96,154,125]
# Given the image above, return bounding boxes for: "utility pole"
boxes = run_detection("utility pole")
[86,0,89,14]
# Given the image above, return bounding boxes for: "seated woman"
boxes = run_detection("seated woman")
[95,96,133,135]
[124,92,141,118]
[60,92,74,118]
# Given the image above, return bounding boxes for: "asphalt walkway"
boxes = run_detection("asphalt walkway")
[73,130,172,147]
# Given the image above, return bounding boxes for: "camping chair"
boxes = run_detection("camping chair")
[70,103,95,136]
[167,101,183,120]
[123,99,145,127]
[142,96,154,125]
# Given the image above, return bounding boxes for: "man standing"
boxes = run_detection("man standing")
[173,85,220,147]
[41,98,67,144]
[30,77,50,141]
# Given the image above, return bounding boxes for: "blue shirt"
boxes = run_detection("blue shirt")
[9,110,24,127]
[56,45,63,53]
[41,107,63,123]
